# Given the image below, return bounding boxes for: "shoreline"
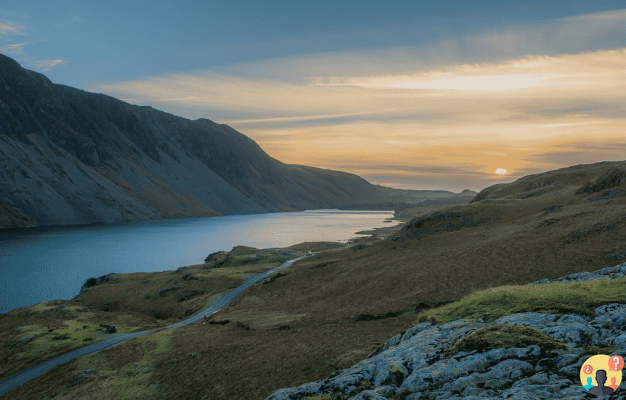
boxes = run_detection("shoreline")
[0,208,401,233]
[353,212,412,240]
[1,209,406,315]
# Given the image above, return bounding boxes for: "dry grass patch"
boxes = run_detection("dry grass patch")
[150,314,415,400]
[217,295,308,329]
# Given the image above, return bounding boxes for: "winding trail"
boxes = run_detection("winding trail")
[0,255,308,397]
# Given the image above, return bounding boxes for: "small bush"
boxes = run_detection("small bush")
[236,322,251,330]
[208,320,230,325]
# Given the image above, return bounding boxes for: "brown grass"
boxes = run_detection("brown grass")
[7,160,626,400]
[75,261,279,323]
[105,342,144,370]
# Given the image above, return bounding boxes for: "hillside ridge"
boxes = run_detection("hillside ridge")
[0,53,469,229]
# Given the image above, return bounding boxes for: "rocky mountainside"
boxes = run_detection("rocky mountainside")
[0,54,463,229]
[266,262,626,400]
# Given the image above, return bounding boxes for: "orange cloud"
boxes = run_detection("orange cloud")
[94,45,626,191]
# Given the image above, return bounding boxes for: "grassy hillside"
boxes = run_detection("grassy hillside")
[0,248,300,382]
[4,160,626,399]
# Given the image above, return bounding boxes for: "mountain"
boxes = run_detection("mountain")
[0,54,467,229]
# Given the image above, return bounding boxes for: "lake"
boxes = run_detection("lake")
[0,210,397,313]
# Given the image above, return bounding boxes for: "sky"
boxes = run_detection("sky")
[1,1,625,192]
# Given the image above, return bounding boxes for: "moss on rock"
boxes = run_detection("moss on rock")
[446,324,568,355]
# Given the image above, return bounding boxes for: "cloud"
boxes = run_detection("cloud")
[0,20,27,36]
[94,47,626,191]
[25,58,67,71]
[0,19,66,72]
[428,9,626,64]
[50,12,85,29]
[0,40,35,56]
[92,9,626,191]
[317,47,626,94]
[201,8,626,84]
[523,142,626,168]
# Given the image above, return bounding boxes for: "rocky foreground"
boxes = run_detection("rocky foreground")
[266,263,626,399]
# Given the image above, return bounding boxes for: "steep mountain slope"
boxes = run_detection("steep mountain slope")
[0,54,454,229]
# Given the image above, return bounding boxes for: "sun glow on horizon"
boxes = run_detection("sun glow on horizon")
[323,73,551,91]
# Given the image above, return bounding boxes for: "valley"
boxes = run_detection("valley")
[2,160,625,399]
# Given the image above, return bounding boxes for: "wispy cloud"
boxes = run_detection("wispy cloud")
[25,58,67,71]
[0,20,27,36]
[93,9,626,191]
[0,19,66,71]
[0,40,35,55]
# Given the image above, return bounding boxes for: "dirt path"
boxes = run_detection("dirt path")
[0,255,308,397]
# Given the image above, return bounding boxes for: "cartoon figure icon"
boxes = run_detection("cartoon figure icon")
[584,377,595,391]
[580,354,623,396]
[590,370,614,395]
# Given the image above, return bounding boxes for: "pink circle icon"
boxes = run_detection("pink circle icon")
[609,355,624,371]
[583,364,593,375]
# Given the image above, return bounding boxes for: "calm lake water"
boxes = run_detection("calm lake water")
[0,210,397,313]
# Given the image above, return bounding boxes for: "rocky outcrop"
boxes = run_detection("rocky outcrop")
[266,263,626,399]
[79,274,116,293]
[577,165,626,194]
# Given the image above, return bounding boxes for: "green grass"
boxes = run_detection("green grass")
[105,331,173,399]
[6,301,153,378]
[418,277,626,324]
[445,324,568,355]
[581,345,620,357]
[37,328,177,400]
[303,395,345,400]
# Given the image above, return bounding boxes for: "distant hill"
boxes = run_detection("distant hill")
[469,161,626,203]
[0,54,472,229]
